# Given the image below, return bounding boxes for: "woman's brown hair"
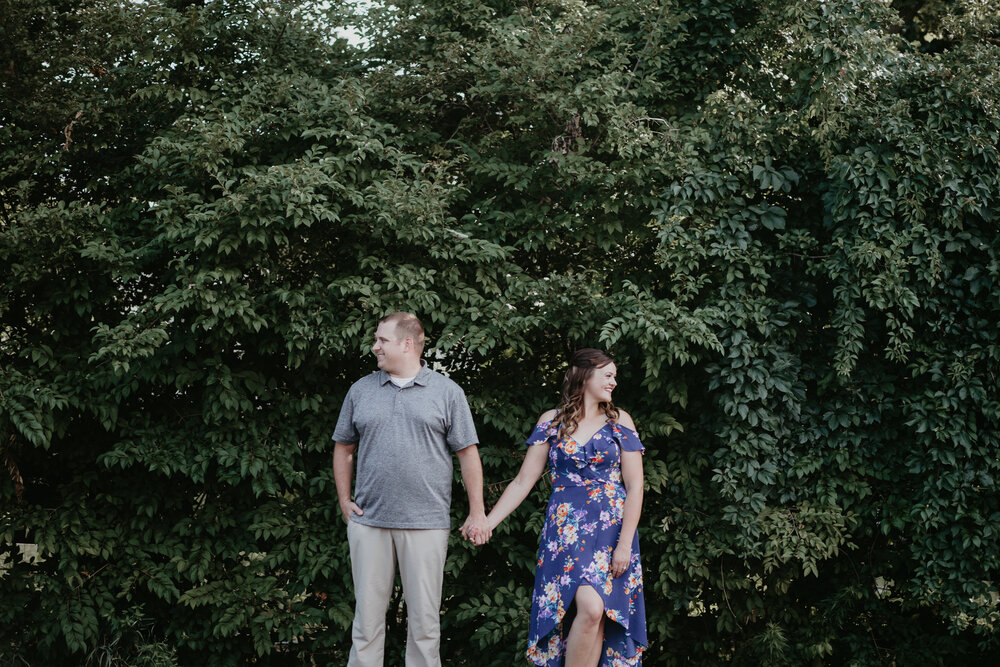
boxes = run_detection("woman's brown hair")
[551,348,619,438]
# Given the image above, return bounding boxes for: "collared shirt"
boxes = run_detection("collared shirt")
[332,361,479,529]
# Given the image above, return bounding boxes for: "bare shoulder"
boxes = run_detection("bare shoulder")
[616,409,637,431]
[536,408,558,425]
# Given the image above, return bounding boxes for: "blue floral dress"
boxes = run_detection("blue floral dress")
[524,419,647,666]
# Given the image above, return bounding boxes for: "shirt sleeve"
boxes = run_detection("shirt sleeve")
[525,421,554,448]
[332,385,359,444]
[615,425,645,454]
[446,386,479,451]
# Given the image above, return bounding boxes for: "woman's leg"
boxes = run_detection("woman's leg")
[564,585,605,666]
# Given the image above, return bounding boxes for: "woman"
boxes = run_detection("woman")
[471,349,647,666]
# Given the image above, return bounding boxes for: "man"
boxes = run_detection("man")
[332,311,490,667]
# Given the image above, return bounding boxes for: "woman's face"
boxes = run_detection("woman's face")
[583,362,617,403]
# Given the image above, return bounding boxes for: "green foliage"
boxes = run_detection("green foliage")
[3,0,999,664]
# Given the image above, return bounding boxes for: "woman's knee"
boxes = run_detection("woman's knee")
[573,587,606,627]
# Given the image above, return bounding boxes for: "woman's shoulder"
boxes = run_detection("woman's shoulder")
[536,408,558,425]
[611,410,645,453]
[614,409,637,431]
[526,409,558,447]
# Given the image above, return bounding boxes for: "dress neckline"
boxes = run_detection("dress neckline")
[567,421,612,447]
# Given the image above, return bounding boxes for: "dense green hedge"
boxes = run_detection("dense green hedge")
[2,0,998,664]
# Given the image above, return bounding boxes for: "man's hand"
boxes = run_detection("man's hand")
[460,511,491,546]
[339,499,364,524]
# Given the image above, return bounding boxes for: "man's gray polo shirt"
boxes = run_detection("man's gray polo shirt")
[332,362,479,529]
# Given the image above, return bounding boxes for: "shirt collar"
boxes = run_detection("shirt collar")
[379,360,430,386]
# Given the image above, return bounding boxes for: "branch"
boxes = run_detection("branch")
[720,557,744,630]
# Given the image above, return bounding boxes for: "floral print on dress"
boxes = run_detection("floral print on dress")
[524,419,647,666]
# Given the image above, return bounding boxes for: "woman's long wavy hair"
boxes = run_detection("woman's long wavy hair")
[551,348,620,439]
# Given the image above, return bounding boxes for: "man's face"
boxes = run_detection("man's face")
[372,321,408,374]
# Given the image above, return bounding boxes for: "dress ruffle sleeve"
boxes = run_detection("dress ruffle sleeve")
[526,420,555,447]
[612,424,645,454]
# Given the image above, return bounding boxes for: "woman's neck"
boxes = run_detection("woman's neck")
[582,398,603,420]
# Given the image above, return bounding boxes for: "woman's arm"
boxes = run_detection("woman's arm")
[484,443,551,531]
[612,410,644,577]
[612,451,644,573]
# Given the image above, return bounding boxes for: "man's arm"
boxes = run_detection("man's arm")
[456,445,490,544]
[333,442,363,524]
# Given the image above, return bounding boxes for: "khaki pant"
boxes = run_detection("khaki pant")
[346,521,450,667]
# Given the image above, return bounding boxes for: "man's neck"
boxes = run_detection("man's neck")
[388,359,423,378]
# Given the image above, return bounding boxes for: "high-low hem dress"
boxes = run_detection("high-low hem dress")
[524,419,647,667]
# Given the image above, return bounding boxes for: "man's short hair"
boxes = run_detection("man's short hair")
[379,311,426,355]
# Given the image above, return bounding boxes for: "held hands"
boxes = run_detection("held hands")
[459,511,492,546]
[611,542,631,578]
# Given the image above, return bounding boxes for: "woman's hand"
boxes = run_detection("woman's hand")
[460,512,492,546]
[611,542,631,577]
